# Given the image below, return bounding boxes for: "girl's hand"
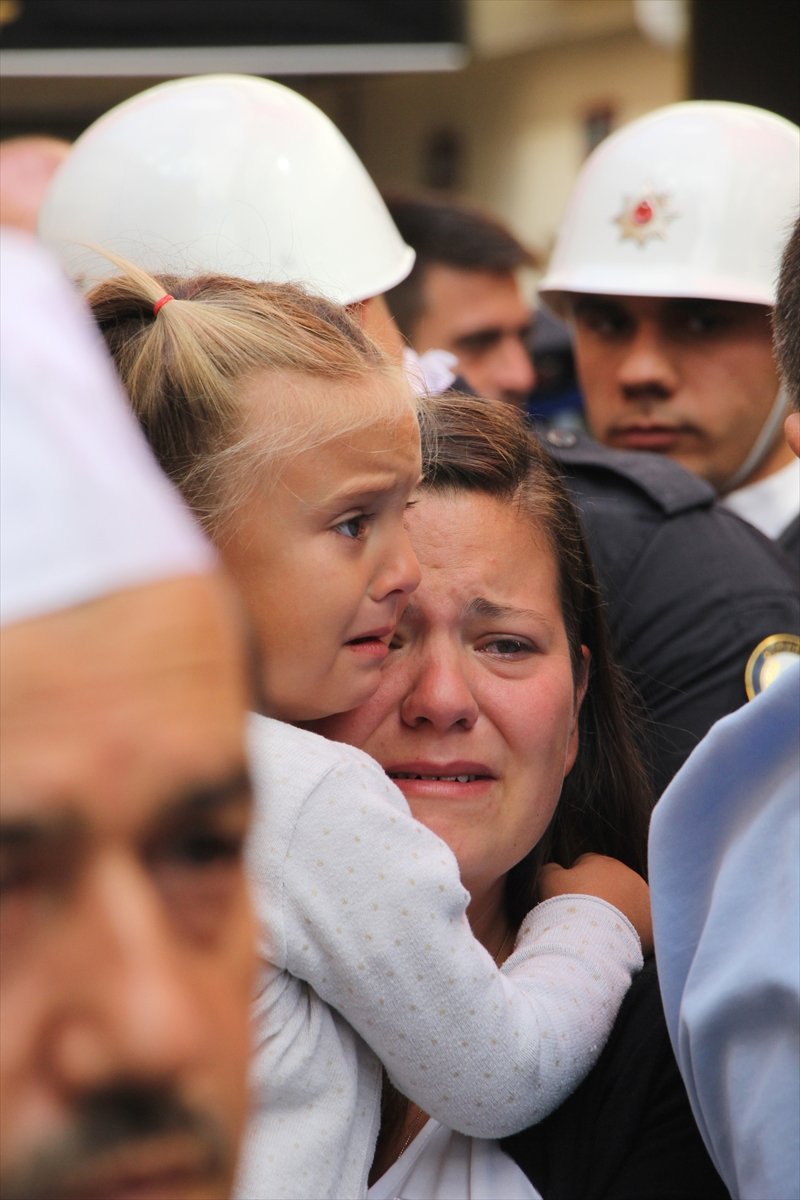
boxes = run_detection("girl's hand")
[538,853,652,955]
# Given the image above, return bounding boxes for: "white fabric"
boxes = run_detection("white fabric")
[235,715,643,1200]
[649,663,800,1200]
[368,1118,541,1200]
[403,347,458,396]
[0,230,214,626]
[722,457,800,542]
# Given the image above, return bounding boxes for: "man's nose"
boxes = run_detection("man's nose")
[494,336,536,402]
[617,325,679,399]
[48,853,206,1094]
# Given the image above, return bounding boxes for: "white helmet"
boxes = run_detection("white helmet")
[540,101,799,314]
[38,74,414,305]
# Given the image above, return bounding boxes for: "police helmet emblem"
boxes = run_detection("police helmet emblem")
[744,633,800,700]
[613,192,678,247]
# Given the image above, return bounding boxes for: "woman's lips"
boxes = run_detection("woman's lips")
[386,762,495,797]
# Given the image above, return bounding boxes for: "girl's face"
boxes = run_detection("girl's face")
[221,404,422,722]
[310,491,587,916]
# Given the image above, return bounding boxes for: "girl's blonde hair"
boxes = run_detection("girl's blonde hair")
[89,257,416,533]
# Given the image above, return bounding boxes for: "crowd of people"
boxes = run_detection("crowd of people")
[1,73,798,1200]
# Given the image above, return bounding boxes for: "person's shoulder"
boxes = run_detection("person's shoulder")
[247,713,388,783]
[245,715,408,865]
[543,429,798,592]
[246,715,406,818]
[502,958,729,1199]
[539,428,716,517]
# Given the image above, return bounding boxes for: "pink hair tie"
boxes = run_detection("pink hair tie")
[153,293,174,316]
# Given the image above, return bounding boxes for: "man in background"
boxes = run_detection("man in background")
[0,231,255,1200]
[383,192,537,408]
[540,101,800,559]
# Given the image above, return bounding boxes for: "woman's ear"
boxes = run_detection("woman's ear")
[564,646,590,777]
[575,645,591,713]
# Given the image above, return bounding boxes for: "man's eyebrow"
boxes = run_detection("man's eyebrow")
[663,297,724,313]
[454,327,504,348]
[0,812,83,851]
[157,764,253,824]
[572,295,619,313]
[0,767,252,848]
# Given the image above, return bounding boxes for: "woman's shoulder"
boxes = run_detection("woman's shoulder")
[502,960,730,1200]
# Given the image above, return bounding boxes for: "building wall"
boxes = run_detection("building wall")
[326,29,684,258]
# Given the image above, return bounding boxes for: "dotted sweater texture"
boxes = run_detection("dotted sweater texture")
[234,716,643,1200]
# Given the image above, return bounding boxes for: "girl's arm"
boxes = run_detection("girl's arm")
[249,720,643,1139]
[539,853,653,955]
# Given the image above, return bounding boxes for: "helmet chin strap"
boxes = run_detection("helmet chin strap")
[722,383,791,494]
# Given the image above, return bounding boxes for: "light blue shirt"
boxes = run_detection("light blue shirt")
[650,663,800,1200]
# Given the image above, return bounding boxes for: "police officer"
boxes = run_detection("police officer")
[540,101,800,562]
[38,76,799,793]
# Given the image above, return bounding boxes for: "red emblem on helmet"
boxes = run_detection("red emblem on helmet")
[614,192,677,246]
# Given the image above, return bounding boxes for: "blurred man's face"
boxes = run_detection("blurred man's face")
[410,265,535,407]
[570,294,788,493]
[0,575,254,1200]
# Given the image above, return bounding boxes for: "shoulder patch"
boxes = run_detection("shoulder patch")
[745,633,800,699]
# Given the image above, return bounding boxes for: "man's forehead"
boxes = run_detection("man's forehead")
[0,762,252,839]
[422,263,531,326]
[1,579,248,828]
[1,575,238,694]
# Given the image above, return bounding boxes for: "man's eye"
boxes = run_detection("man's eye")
[165,831,244,867]
[0,858,37,898]
[683,314,728,336]
[151,831,246,942]
[580,311,627,337]
[333,514,370,540]
[458,331,500,355]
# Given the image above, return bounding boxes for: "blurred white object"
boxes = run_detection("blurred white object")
[38,73,414,305]
[633,0,688,49]
[0,230,214,626]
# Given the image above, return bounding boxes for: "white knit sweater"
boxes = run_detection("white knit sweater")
[234,715,642,1199]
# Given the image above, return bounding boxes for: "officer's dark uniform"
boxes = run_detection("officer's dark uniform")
[778,514,799,565]
[541,429,800,795]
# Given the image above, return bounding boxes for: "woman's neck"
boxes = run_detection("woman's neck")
[466,878,512,962]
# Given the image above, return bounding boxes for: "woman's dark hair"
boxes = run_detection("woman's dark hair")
[418,393,653,928]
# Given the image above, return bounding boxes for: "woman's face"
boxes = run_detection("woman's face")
[310,490,587,910]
